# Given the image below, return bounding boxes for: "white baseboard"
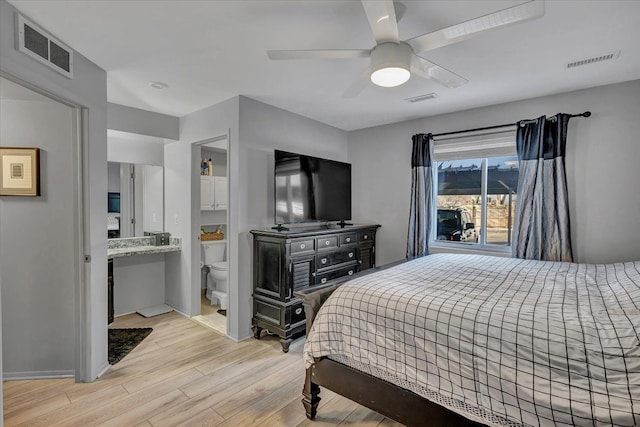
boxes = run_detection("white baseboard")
[236,332,253,342]
[95,363,111,380]
[172,306,190,318]
[3,370,74,381]
[114,310,137,318]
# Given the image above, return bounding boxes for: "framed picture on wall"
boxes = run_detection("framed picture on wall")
[0,147,41,196]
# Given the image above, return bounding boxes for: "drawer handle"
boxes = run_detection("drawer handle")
[325,240,330,245]
[364,235,368,239]
[300,243,306,249]
[348,252,353,258]
[321,278,327,284]
[295,307,303,315]
[346,237,351,242]
[348,270,354,275]
[321,258,327,264]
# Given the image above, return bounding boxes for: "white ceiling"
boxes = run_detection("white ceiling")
[8,0,640,131]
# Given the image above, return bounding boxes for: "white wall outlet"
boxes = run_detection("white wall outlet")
[174,214,179,225]
[152,213,157,222]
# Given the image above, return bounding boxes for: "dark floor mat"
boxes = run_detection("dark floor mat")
[108,328,152,365]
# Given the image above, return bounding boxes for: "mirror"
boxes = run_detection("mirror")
[108,162,164,238]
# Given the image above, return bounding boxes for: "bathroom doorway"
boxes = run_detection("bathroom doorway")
[191,136,229,336]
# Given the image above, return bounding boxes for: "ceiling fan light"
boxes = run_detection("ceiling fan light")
[371,67,410,87]
[370,42,412,88]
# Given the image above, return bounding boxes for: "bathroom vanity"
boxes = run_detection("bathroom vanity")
[107,236,181,258]
[107,236,181,323]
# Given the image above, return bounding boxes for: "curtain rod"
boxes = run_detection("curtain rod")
[431,111,591,138]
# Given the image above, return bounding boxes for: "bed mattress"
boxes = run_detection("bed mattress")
[304,254,640,426]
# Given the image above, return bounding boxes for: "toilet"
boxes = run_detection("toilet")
[201,240,228,310]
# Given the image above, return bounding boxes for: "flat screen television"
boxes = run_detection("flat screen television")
[274,150,351,225]
[108,192,120,213]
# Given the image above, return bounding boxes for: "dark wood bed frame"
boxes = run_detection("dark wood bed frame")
[294,260,484,427]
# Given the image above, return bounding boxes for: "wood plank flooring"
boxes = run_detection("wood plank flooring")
[3,311,404,427]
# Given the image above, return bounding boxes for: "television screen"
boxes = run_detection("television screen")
[274,150,351,224]
[108,192,120,213]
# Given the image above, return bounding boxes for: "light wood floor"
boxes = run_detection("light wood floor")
[3,311,404,427]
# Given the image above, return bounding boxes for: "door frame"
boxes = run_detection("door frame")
[0,71,87,382]
[192,135,230,327]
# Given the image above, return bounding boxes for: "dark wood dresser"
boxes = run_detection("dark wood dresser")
[250,224,380,352]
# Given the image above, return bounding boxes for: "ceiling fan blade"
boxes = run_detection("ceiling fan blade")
[342,72,370,98]
[267,49,370,60]
[361,0,400,44]
[411,55,468,88]
[407,0,545,54]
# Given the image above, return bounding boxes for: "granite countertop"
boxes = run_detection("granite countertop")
[107,236,181,259]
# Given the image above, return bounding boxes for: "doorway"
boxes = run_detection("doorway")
[0,75,84,380]
[191,136,229,336]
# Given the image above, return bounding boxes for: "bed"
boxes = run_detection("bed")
[296,254,640,426]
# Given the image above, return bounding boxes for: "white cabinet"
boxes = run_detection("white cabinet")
[200,176,227,211]
[200,176,214,210]
[213,176,228,210]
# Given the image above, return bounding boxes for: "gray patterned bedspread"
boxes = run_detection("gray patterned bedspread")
[303,254,640,426]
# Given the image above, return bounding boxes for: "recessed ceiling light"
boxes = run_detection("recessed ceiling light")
[149,81,169,90]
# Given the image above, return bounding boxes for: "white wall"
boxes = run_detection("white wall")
[168,96,349,341]
[107,103,178,236]
[0,98,77,378]
[108,103,179,140]
[1,0,108,382]
[348,80,640,265]
[201,148,227,176]
[113,254,165,316]
[107,162,120,193]
[236,96,349,339]
[0,265,3,426]
[201,209,227,227]
[107,136,164,166]
[142,165,164,232]
[165,97,239,330]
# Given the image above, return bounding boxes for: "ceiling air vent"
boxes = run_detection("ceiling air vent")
[405,93,438,103]
[15,13,73,79]
[566,51,620,69]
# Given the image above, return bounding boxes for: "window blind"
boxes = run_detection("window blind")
[433,128,517,161]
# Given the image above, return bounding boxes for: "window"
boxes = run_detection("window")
[432,129,519,249]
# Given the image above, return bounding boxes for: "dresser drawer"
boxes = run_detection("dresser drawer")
[290,239,314,254]
[289,302,305,326]
[254,297,282,327]
[317,248,357,270]
[316,236,338,250]
[359,230,374,242]
[339,233,357,246]
[316,263,357,285]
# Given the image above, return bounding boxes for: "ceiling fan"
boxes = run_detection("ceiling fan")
[267,0,544,97]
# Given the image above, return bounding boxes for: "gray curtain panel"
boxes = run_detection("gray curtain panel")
[512,114,573,261]
[406,133,434,258]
